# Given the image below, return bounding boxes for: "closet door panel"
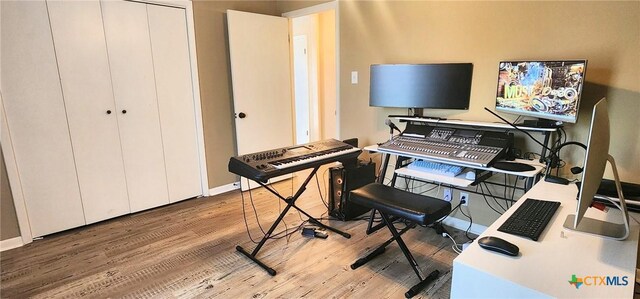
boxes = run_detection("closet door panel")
[101,0,169,212]
[47,0,129,223]
[0,0,85,237]
[147,5,202,202]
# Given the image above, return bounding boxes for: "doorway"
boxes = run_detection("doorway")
[287,4,337,144]
[293,35,310,144]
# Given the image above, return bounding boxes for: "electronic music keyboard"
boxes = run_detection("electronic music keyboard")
[228,139,361,182]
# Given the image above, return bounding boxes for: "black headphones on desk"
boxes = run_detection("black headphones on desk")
[544,141,587,184]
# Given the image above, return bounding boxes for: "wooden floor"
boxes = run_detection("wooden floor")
[0,170,472,298]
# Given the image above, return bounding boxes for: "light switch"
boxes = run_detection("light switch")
[351,71,358,84]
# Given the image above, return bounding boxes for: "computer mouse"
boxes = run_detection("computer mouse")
[465,171,475,180]
[477,236,519,256]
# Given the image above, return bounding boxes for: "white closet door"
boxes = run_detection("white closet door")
[47,0,130,223]
[147,5,202,202]
[0,0,85,237]
[101,0,169,212]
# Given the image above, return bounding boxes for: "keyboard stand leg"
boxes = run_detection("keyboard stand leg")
[236,189,298,276]
[236,165,348,275]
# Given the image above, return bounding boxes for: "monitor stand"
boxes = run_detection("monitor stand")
[388,108,446,120]
[411,108,424,117]
[563,155,630,240]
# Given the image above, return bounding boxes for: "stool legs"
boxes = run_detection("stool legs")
[380,212,423,279]
[351,212,440,298]
[351,223,414,270]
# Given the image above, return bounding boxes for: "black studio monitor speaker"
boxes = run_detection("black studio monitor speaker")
[328,161,375,221]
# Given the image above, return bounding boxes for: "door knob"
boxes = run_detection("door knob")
[106,110,112,114]
[122,110,127,114]
[238,112,246,119]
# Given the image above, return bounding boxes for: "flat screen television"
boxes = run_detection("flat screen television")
[369,63,473,110]
[495,60,587,123]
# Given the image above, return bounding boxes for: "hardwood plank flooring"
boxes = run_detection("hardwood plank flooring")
[0,169,473,298]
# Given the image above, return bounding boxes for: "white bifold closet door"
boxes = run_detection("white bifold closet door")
[47,0,130,224]
[2,0,202,238]
[147,5,202,202]
[1,0,85,236]
[101,0,170,212]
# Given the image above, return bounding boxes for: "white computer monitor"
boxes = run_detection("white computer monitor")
[563,98,630,240]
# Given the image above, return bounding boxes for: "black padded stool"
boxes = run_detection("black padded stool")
[349,183,452,298]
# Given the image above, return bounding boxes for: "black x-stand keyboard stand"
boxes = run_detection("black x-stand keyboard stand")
[236,165,351,276]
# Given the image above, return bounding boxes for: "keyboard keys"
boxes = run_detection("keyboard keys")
[498,198,560,241]
[407,160,464,177]
[270,147,359,169]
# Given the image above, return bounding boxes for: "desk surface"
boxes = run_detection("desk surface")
[451,181,639,298]
[393,117,559,132]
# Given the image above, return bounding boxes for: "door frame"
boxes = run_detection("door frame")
[282,1,340,140]
[293,35,311,144]
[0,0,208,246]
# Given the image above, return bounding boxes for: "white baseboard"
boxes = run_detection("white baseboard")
[0,236,23,252]
[209,182,240,196]
[441,216,487,236]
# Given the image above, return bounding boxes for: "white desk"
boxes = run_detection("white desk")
[451,181,639,298]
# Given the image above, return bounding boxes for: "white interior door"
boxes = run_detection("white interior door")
[101,0,169,212]
[227,10,294,190]
[1,0,85,237]
[293,35,311,145]
[147,4,202,202]
[47,0,130,224]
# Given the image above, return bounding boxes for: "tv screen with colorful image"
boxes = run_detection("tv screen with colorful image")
[495,60,587,123]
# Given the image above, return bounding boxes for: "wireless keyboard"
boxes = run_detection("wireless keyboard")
[407,160,464,177]
[498,198,560,241]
